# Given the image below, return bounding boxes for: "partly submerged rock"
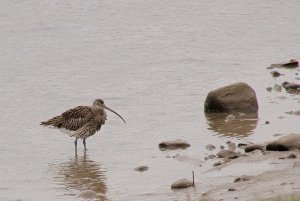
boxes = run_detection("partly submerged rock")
[244,144,264,153]
[213,161,222,166]
[270,59,299,69]
[270,71,281,77]
[234,175,252,183]
[217,150,239,159]
[287,154,297,159]
[273,84,282,92]
[159,140,190,150]
[204,82,258,113]
[171,179,194,189]
[266,134,300,151]
[134,166,149,172]
[282,81,300,90]
[206,144,216,151]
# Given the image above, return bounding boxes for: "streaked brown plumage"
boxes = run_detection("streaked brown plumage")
[41,99,125,154]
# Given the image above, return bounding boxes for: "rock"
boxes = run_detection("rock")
[206,144,216,151]
[171,179,194,189]
[213,161,222,166]
[238,143,248,148]
[270,71,281,77]
[228,188,237,191]
[234,175,252,183]
[217,150,239,159]
[287,154,297,159]
[286,110,300,116]
[227,142,237,152]
[270,59,299,68]
[220,145,225,150]
[159,140,190,150]
[282,81,300,90]
[266,134,300,151]
[244,144,264,153]
[204,82,258,113]
[265,121,270,124]
[273,84,282,92]
[266,87,272,92]
[134,166,149,172]
[207,154,216,159]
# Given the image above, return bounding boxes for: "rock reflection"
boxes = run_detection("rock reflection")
[56,154,107,200]
[205,112,258,138]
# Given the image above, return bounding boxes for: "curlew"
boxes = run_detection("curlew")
[41,99,125,154]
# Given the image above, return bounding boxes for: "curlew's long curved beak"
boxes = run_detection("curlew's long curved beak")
[103,105,126,123]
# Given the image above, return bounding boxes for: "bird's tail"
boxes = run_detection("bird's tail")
[40,116,63,128]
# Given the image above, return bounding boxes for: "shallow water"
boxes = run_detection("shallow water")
[1,0,300,200]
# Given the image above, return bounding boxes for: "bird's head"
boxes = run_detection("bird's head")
[93,99,105,107]
[92,99,126,123]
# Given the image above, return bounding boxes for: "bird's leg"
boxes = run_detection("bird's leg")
[74,137,78,156]
[83,138,87,151]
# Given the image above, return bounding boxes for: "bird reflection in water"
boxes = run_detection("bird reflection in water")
[55,153,107,200]
[205,112,258,138]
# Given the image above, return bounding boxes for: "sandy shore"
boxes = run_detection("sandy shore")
[199,149,300,201]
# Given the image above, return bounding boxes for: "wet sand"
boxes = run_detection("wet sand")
[201,149,300,201]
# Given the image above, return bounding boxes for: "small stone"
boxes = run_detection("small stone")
[159,140,190,151]
[228,142,236,152]
[228,188,237,191]
[213,161,222,166]
[238,143,248,148]
[244,144,264,153]
[206,144,216,151]
[134,166,149,172]
[217,150,239,159]
[220,145,225,150]
[287,154,297,159]
[171,179,194,189]
[234,175,251,183]
[266,87,272,92]
[270,71,281,77]
[265,121,270,124]
[208,154,216,159]
[273,84,282,92]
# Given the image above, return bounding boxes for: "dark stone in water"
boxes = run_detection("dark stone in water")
[134,166,149,172]
[287,154,297,159]
[207,154,216,159]
[206,144,216,151]
[217,150,239,159]
[171,179,194,189]
[270,71,281,77]
[159,140,190,151]
[234,175,252,183]
[270,59,299,69]
[213,161,222,166]
[244,144,264,153]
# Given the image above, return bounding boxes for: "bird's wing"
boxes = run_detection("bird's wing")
[60,106,94,131]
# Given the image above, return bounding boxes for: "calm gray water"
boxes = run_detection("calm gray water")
[1,0,300,200]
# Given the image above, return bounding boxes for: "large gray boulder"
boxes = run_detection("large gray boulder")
[204,82,258,113]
